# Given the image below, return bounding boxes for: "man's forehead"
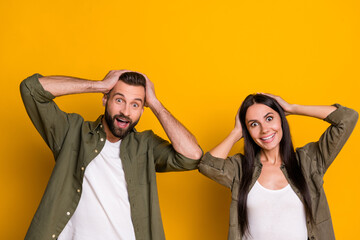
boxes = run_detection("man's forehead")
[111,81,145,100]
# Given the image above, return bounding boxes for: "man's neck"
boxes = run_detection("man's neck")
[101,118,121,143]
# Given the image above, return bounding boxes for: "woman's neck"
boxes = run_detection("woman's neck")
[260,147,281,165]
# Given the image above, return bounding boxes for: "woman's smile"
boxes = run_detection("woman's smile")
[260,133,276,142]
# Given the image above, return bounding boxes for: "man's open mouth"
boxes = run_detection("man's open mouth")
[115,117,130,128]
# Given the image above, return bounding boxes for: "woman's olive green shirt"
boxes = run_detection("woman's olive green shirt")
[21,74,201,240]
[199,105,358,240]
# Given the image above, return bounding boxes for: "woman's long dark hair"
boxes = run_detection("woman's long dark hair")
[237,94,313,237]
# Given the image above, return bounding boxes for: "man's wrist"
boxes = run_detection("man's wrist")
[92,80,109,93]
[148,99,163,115]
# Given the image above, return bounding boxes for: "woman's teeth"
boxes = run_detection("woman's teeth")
[261,133,275,140]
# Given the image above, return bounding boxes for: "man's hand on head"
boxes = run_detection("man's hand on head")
[102,70,131,94]
[140,73,159,109]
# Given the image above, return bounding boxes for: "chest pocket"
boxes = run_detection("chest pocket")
[137,153,151,185]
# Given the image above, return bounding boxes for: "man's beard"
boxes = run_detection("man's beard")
[104,106,139,139]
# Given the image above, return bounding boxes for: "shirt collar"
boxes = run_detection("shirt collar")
[254,152,262,167]
[89,115,103,133]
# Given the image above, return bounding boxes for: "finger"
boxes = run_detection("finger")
[260,92,277,98]
[118,70,131,76]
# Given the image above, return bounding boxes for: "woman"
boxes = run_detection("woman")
[199,94,358,240]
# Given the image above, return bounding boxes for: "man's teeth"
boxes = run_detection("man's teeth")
[116,118,129,123]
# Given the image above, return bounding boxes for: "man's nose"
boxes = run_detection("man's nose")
[121,104,130,116]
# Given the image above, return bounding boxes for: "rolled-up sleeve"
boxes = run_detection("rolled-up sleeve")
[20,74,75,158]
[198,152,238,189]
[299,104,358,174]
[150,131,202,172]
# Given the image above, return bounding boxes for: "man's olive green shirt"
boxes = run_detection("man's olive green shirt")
[20,74,200,240]
[199,105,358,240]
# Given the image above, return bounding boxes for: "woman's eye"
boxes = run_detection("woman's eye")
[266,116,273,121]
[250,122,258,127]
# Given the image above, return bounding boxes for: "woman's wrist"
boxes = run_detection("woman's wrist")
[230,128,243,143]
[288,104,298,115]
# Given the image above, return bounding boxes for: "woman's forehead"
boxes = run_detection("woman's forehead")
[245,103,277,119]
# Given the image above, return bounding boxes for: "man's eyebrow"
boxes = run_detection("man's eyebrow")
[113,93,143,103]
[134,98,143,103]
[113,93,125,97]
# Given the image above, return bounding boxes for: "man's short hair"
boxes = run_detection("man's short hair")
[119,72,146,88]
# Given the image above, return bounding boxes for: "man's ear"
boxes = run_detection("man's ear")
[102,94,108,107]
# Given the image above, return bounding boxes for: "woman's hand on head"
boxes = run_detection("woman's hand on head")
[233,106,243,141]
[261,93,294,115]
[208,106,244,158]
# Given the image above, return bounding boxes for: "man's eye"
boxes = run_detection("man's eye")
[132,103,139,108]
[116,99,123,103]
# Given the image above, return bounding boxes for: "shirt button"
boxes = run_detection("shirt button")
[52,234,56,238]
[77,189,81,193]
[96,131,99,134]
[95,149,98,153]
[81,167,85,171]
[100,124,103,128]
[100,138,104,141]
[67,212,71,216]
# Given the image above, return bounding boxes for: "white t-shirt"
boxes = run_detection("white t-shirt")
[244,181,307,240]
[58,140,136,240]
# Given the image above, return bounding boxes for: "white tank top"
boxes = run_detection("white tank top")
[58,140,136,240]
[244,181,307,240]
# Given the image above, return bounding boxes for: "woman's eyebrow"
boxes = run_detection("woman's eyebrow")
[263,112,273,118]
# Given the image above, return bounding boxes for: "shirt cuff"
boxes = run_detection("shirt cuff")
[200,152,226,170]
[324,104,357,126]
[24,73,55,103]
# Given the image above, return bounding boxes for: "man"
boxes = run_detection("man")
[20,70,202,240]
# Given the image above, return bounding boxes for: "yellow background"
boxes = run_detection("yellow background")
[1,0,359,239]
